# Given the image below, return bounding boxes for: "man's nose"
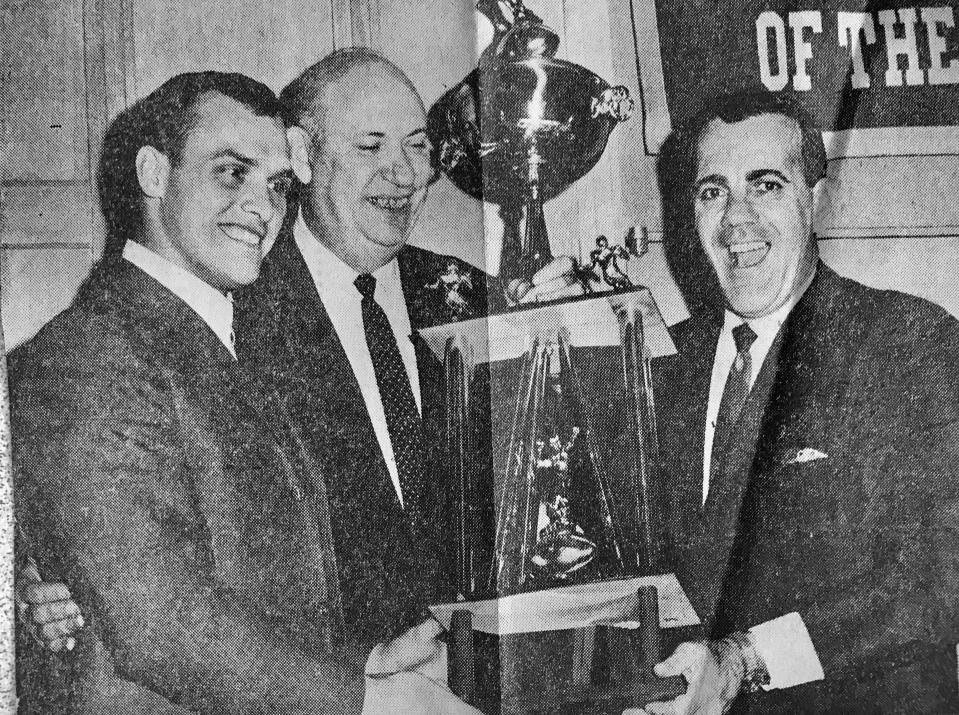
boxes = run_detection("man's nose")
[720,190,758,228]
[383,148,416,187]
[240,182,276,224]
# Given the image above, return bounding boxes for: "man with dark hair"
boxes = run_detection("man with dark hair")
[11,70,445,714]
[638,91,959,714]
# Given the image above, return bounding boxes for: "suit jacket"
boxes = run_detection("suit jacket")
[655,263,959,713]
[233,229,499,642]
[12,262,366,714]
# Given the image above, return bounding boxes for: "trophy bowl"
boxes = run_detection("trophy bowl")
[428,58,633,206]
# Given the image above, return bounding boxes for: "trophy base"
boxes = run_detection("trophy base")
[448,585,687,714]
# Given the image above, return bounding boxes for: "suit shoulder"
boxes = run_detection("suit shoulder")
[9,296,162,421]
[835,274,958,353]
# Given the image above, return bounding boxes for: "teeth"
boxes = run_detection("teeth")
[221,225,262,246]
[728,241,767,254]
[369,196,411,210]
[726,240,769,268]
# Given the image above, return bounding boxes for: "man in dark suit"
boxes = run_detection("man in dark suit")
[12,71,466,714]
[234,47,581,649]
[638,92,959,714]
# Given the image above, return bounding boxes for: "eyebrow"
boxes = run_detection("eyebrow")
[356,128,428,140]
[210,149,257,166]
[745,169,790,183]
[270,168,296,182]
[694,174,728,191]
[694,169,792,191]
[210,149,292,175]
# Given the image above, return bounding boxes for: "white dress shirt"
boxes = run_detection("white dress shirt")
[122,240,236,359]
[293,213,421,505]
[701,300,795,504]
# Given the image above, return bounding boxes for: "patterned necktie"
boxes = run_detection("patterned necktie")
[710,322,758,481]
[354,273,425,528]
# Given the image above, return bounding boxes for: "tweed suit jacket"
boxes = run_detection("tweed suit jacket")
[12,262,365,714]
[655,263,959,713]
[233,228,499,642]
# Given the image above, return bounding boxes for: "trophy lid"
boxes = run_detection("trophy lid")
[428,1,633,205]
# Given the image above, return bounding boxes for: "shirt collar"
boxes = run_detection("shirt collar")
[721,267,816,341]
[122,240,236,359]
[292,211,400,298]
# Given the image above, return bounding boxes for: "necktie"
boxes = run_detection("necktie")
[354,274,425,528]
[710,322,757,481]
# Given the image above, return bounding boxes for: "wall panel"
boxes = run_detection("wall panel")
[0,0,89,182]
[132,0,337,95]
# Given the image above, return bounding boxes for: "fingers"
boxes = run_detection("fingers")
[518,279,585,304]
[19,562,42,584]
[367,619,444,676]
[653,641,708,678]
[40,615,84,642]
[47,636,76,653]
[22,581,72,605]
[644,697,690,715]
[531,256,576,286]
[31,599,82,625]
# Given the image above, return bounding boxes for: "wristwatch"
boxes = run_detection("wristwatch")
[723,630,771,693]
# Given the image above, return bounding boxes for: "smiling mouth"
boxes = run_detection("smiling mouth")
[367,195,412,211]
[220,224,265,247]
[726,240,770,269]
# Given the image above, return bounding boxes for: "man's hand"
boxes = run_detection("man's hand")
[509,256,588,304]
[365,619,445,678]
[363,619,481,714]
[363,670,483,714]
[17,562,84,652]
[625,640,744,715]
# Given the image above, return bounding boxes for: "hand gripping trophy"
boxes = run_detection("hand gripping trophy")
[421,1,694,711]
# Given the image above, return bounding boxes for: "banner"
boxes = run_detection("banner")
[633,0,959,156]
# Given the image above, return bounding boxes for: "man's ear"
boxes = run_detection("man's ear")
[286,126,313,185]
[810,175,829,227]
[135,146,170,199]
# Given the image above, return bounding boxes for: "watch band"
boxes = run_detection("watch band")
[723,630,771,693]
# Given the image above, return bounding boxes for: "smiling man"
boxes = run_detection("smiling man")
[641,92,959,714]
[234,48,578,665]
[10,71,396,714]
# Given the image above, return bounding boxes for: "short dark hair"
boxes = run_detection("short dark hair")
[279,47,416,136]
[681,90,827,189]
[97,71,283,264]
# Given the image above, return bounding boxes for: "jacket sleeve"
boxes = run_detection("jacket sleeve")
[12,352,367,715]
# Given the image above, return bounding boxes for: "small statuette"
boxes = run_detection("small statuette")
[591,86,635,122]
[588,235,634,292]
[530,427,597,579]
[425,261,475,320]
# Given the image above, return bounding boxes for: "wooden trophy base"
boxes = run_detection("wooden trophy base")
[449,586,686,714]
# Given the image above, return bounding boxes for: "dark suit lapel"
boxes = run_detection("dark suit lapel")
[658,318,718,541]
[111,262,344,644]
[751,264,859,486]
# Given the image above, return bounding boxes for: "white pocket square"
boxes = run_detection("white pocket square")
[786,447,828,465]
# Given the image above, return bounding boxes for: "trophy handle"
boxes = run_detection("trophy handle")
[630,586,687,707]
[449,610,478,706]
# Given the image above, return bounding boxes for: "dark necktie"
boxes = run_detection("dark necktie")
[354,273,425,528]
[710,322,758,481]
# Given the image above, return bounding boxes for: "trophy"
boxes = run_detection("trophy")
[422,2,696,711]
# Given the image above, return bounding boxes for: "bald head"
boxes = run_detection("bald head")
[281,48,433,273]
[280,47,421,140]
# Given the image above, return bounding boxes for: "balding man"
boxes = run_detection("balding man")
[237,47,581,657]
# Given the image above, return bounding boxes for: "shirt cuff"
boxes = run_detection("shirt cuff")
[749,612,825,690]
